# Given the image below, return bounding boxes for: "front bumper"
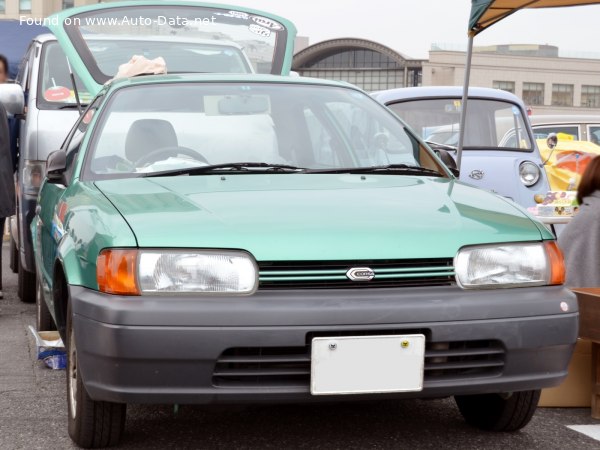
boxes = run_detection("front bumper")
[70,284,578,405]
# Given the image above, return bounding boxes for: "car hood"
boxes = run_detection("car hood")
[95,174,546,261]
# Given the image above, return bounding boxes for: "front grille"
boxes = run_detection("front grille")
[212,338,504,389]
[258,259,455,289]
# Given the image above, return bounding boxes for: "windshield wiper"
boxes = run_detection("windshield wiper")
[425,141,458,152]
[305,164,444,176]
[57,104,89,110]
[142,162,307,178]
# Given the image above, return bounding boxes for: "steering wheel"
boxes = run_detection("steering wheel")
[135,146,209,167]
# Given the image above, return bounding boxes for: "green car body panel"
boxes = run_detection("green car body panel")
[47,1,298,96]
[32,73,554,302]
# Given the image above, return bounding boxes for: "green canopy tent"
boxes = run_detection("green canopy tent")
[456,0,600,168]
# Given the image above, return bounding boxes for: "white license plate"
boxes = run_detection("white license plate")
[310,334,425,395]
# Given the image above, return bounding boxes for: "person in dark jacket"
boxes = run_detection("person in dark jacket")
[558,155,600,287]
[0,101,16,298]
[0,54,8,84]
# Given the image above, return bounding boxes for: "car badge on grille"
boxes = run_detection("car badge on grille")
[346,267,375,281]
[469,169,485,180]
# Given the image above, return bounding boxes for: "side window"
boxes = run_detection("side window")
[62,98,101,182]
[587,126,600,145]
[16,43,35,93]
[533,125,579,140]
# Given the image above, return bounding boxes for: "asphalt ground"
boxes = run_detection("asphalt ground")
[1,242,600,449]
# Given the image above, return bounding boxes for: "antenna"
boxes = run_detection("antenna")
[66,58,83,114]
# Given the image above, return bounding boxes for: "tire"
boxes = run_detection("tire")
[17,257,36,303]
[455,390,541,432]
[9,236,18,273]
[36,279,56,332]
[66,298,126,448]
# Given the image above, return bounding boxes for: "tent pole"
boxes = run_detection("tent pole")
[457,35,474,170]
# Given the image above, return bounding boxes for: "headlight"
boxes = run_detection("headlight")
[454,242,564,289]
[97,249,258,295]
[23,160,45,195]
[519,161,540,186]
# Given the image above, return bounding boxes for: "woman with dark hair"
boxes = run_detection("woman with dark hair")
[558,155,600,287]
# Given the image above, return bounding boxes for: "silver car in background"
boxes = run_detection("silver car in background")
[10,35,83,302]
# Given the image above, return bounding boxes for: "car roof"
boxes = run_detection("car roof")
[105,73,360,91]
[529,114,600,125]
[372,86,524,106]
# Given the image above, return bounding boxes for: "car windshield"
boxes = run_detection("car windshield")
[85,83,444,179]
[388,98,533,151]
[39,42,91,108]
[63,6,288,79]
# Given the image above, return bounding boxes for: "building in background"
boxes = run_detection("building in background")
[424,44,600,115]
[293,38,424,92]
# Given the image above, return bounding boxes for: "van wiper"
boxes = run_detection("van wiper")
[425,141,457,152]
[305,164,444,176]
[57,104,88,110]
[142,162,307,178]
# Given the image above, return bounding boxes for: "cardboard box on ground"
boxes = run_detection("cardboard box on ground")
[539,339,591,407]
[540,289,600,409]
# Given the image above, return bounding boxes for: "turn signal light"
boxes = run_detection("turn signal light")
[97,249,140,295]
[544,241,565,286]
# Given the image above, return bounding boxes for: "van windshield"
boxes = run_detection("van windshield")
[388,98,533,151]
[38,41,91,109]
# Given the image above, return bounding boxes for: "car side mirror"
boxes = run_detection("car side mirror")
[46,150,67,184]
[546,133,558,150]
[434,148,460,177]
[0,83,25,116]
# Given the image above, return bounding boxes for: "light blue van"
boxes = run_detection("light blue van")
[373,86,550,208]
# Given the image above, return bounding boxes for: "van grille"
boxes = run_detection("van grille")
[258,259,455,289]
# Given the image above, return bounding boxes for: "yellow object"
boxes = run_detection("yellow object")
[537,139,600,190]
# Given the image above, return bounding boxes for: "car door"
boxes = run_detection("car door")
[46,1,297,97]
[35,98,100,309]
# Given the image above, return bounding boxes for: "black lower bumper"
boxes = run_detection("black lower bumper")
[70,284,578,404]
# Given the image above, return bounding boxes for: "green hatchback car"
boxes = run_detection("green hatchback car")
[32,2,577,448]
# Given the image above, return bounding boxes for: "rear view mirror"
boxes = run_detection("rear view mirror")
[218,95,269,115]
[434,148,459,177]
[46,150,67,183]
[546,133,558,150]
[0,83,24,116]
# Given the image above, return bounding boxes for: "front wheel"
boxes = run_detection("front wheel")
[455,390,540,432]
[66,299,126,448]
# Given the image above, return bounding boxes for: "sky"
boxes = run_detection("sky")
[203,0,600,59]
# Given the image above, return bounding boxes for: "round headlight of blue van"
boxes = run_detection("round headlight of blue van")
[519,161,541,186]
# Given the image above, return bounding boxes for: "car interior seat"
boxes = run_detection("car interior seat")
[124,119,178,162]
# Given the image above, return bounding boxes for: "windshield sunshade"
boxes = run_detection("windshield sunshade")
[49,2,296,95]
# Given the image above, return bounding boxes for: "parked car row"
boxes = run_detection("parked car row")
[0,1,578,448]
